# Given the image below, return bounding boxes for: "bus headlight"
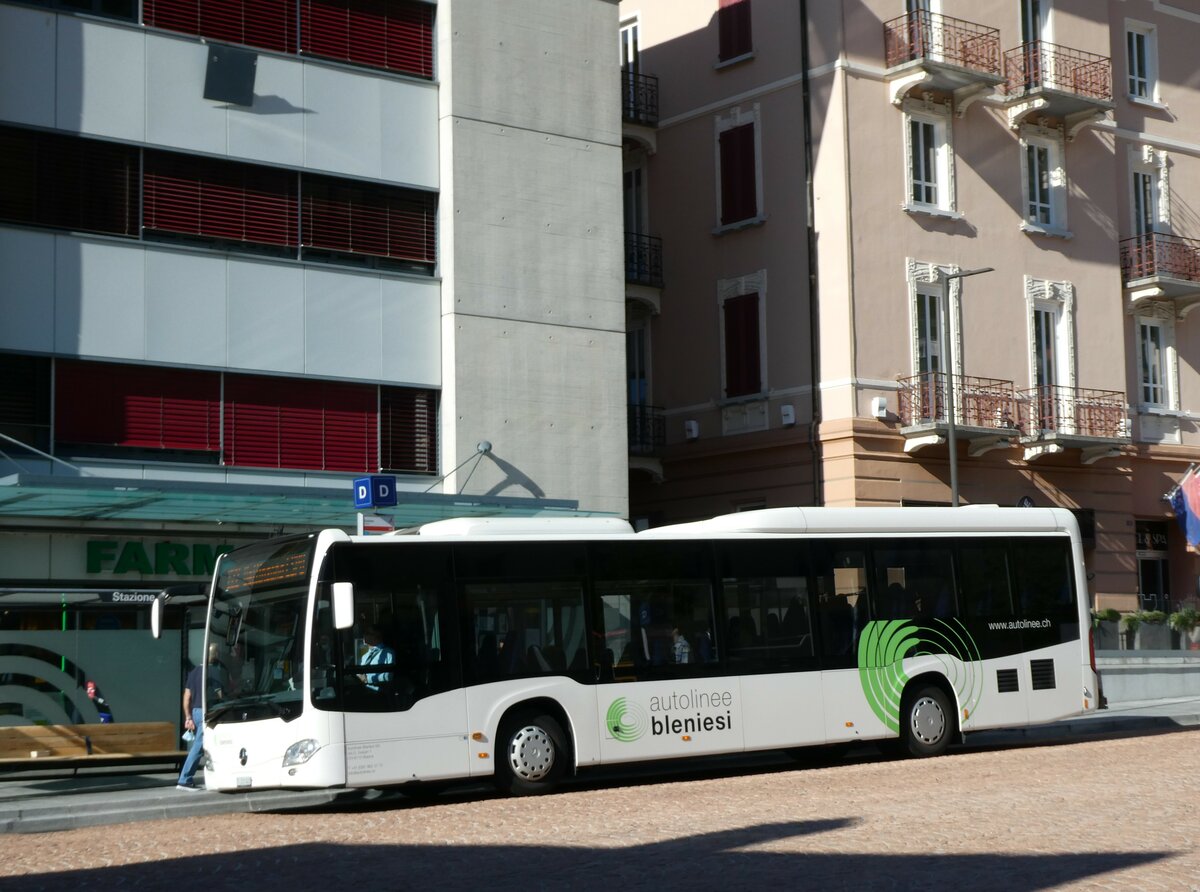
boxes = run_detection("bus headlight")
[282,738,320,767]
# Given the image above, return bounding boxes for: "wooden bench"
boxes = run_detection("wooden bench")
[0,722,188,774]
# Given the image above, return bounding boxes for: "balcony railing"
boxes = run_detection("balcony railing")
[1121,233,1200,285]
[1016,385,1128,440]
[628,404,665,456]
[621,72,659,127]
[897,373,1017,430]
[625,232,664,289]
[883,11,1002,77]
[1004,41,1112,103]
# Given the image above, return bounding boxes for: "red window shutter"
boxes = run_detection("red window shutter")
[55,361,219,451]
[144,152,297,248]
[302,0,434,78]
[0,125,138,238]
[719,123,757,225]
[144,0,297,53]
[718,0,753,62]
[303,175,436,264]
[380,387,437,473]
[224,375,378,472]
[723,293,761,398]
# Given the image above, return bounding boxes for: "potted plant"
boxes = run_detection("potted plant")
[1120,611,1140,649]
[1169,607,1200,651]
[1092,608,1121,650]
[1134,610,1170,650]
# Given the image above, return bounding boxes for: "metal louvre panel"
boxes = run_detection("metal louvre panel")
[996,668,1019,693]
[0,125,138,237]
[144,0,298,53]
[1030,658,1056,691]
[54,362,220,451]
[302,175,436,263]
[380,387,437,474]
[143,152,298,247]
[302,0,433,78]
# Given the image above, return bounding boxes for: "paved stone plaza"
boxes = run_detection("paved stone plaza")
[0,730,1196,891]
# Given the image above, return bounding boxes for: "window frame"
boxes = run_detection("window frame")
[718,271,767,402]
[714,106,764,231]
[1135,308,1178,413]
[1019,126,1069,237]
[717,0,753,65]
[1125,21,1160,104]
[902,99,956,217]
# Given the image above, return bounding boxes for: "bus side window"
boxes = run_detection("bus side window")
[870,540,957,621]
[958,542,1014,619]
[811,543,869,667]
[1012,539,1074,615]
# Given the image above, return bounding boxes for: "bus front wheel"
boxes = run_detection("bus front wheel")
[496,710,568,796]
[900,684,953,758]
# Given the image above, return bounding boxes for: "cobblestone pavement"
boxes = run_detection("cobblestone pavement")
[0,730,1196,892]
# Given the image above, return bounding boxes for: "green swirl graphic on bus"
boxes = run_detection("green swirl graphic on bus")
[606,697,649,742]
[858,618,984,733]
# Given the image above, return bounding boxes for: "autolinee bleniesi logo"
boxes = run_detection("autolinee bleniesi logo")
[857,618,983,732]
[607,689,734,742]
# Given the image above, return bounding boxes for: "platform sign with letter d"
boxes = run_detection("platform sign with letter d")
[352,475,398,509]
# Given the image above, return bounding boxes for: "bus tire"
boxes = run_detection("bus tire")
[495,710,568,796]
[900,684,953,758]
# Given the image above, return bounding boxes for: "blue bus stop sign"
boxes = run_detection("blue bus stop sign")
[353,475,398,509]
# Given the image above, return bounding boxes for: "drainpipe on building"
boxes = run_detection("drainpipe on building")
[800,0,823,506]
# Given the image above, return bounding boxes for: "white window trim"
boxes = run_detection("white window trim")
[1131,145,1170,235]
[1125,20,1162,105]
[713,105,766,234]
[1135,305,1179,412]
[1019,125,1071,238]
[901,97,957,217]
[1024,276,1076,391]
[717,269,768,403]
[907,259,963,379]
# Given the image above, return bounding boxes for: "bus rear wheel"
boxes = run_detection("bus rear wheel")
[496,710,568,796]
[901,684,953,757]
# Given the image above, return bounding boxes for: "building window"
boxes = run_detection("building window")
[143,0,434,79]
[718,0,752,63]
[1132,147,1168,237]
[1126,23,1158,102]
[302,174,437,269]
[720,291,763,399]
[902,100,954,214]
[716,108,762,228]
[31,356,437,474]
[1135,310,1177,412]
[14,0,135,20]
[1019,127,1067,234]
[1023,277,1076,431]
[0,126,139,238]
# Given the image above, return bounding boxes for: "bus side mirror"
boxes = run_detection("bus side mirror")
[332,582,355,630]
[150,594,165,640]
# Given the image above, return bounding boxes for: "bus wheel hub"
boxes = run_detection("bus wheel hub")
[510,725,554,780]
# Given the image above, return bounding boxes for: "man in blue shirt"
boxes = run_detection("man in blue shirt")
[358,623,395,690]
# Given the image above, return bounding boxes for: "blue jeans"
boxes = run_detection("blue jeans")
[177,707,204,787]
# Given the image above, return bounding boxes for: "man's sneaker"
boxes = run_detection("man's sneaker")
[176,783,203,792]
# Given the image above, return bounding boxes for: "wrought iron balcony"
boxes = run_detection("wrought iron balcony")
[882,11,1003,106]
[621,72,659,127]
[625,232,664,289]
[1003,41,1112,127]
[1122,232,1200,287]
[628,404,665,456]
[1016,385,1129,462]
[896,373,1019,455]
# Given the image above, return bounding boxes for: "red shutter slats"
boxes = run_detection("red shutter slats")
[224,375,379,472]
[55,361,220,451]
[718,0,753,62]
[302,0,433,78]
[719,123,757,225]
[144,0,298,54]
[303,175,435,264]
[724,293,761,398]
[144,152,298,248]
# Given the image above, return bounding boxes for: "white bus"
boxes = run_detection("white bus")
[161,507,1100,795]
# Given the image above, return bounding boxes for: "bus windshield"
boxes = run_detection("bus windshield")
[206,535,316,726]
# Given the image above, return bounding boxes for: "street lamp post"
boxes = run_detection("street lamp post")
[939,267,994,507]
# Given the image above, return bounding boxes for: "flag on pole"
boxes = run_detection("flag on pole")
[1168,465,1200,553]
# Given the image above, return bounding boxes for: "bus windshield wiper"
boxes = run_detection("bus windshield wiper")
[206,695,286,724]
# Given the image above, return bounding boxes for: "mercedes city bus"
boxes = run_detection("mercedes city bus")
[154,506,1100,795]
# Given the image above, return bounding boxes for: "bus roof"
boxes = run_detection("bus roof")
[639,506,1079,537]
[401,516,635,538]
